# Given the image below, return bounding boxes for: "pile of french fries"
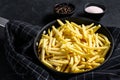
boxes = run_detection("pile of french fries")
[38,19,110,73]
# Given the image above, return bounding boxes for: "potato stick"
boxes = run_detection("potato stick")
[93,25,101,32]
[57,19,64,26]
[82,24,87,39]
[64,65,70,73]
[41,39,47,61]
[88,25,101,33]
[74,27,81,34]
[42,34,50,39]
[51,38,56,47]
[71,22,82,31]
[71,65,76,72]
[48,31,53,50]
[95,33,99,47]
[45,47,50,56]
[88,55,100,62]
[89,29,94,35]
[44,54,53,59]
[87,50,96,56]
[65,23,77,34]
[74,56,80,66]
[47,50,64,55]
[41,60,53,68]
[54,43,61,48]
[69,57,74,67]
[72,67,80,72]
[47,29,50,35]
[99,34,111,44]
[60,64,67,72]
[88,35,92,47]
[49,60,62,66]
[38,39,43,48]
[75,69,85,73]
[52,56,67,59]
[74,27,82,39]
[65,20,75,30]
[77,64,85,69]
[98,38,104,46]
[86,65,93,69]
[52,26,62,37]
[102,46,110,57]
[86,23,94,29]
[91,62,100,67]
[98,35,106,43]
[95,58,105,63]
[49,48,60,51]
[50,60,69,64]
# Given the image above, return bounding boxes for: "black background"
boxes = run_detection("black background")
[0,0,120,80]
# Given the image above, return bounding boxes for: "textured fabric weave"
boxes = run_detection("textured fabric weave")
[4,20,120,80]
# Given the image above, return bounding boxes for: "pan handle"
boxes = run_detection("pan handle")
[0,17,9,28]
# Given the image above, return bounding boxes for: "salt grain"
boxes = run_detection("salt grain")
[85,6,104,13]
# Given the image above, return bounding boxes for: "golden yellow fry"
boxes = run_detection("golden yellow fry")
[102,46,110,57]
[88,34,92,47]
[60,64,67,72]
[41,39,47,61]
[51,56,67,59]
[87,25,101,33]
[49,60,62,66]
[88,55,100,62]
[86,23,94,29]
[50,60,69,64]
[41,60,53,68]
[95,58,105,63]
[48,32,53,50]
[69,57,74,67]
[91,62,100,67]
[71,22,83,33]
[77,64,85,69]
[99,34,111,44]
[64,65,70,73]
[82,24,87,39]
[47,50,65,55]
[86,65,93,69]
[57,19,64,26]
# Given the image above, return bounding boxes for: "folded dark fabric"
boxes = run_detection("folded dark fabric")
[4,20,120,80]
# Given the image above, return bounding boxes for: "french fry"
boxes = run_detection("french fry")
[57,19,64,26]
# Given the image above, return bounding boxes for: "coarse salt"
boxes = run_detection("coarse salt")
[85,6,104,13]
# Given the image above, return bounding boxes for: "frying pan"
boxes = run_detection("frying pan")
[33,17,114,76]
[0,17,114,76]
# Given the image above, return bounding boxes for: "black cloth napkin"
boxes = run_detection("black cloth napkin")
[4,20,120,80]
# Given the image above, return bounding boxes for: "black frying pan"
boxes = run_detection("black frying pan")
[33,17,114,76]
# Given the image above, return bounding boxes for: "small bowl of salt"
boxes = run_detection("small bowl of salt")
[84,3,106,21]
